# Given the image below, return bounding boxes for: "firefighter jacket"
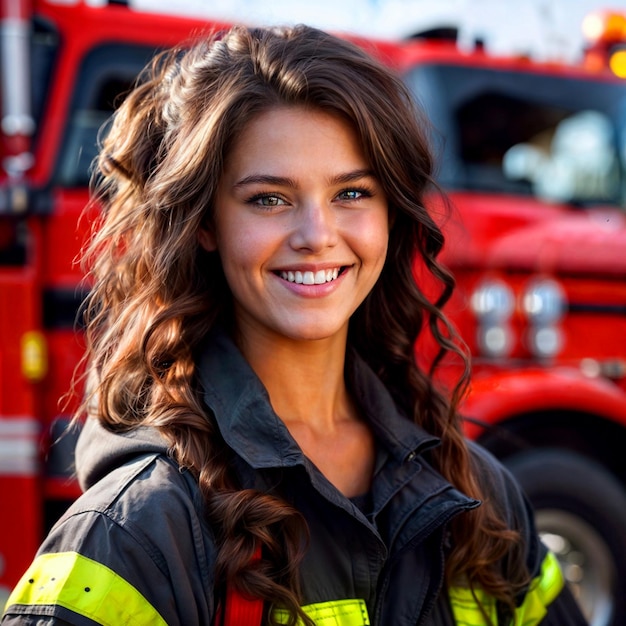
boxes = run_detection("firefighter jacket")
[2,329,588,626]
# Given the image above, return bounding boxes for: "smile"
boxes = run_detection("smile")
[279,268,342,285]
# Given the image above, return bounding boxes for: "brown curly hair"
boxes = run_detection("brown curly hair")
[80,24,527,625]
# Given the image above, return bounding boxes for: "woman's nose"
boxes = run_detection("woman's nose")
[289,203,339,252]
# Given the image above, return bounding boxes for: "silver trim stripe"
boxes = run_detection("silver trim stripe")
[0,418,39,475]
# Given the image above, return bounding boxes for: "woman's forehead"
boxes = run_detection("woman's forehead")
[221,106,372,182]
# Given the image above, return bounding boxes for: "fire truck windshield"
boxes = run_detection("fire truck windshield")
[56,43,159,188]
[404,64,626,208]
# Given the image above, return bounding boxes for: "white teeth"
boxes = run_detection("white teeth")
[280,268,341,284]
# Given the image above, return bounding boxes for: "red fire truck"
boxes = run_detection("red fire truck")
[397,12,626,626]
[1,2,625,625]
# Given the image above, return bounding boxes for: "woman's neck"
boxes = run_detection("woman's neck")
[238,327,350,431]
[236,326,375,497]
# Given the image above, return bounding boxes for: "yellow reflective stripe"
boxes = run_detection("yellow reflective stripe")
[448,586,497,625]
[273,598,370,625]
[512,550,564,626]
[5,551,167,626]
[449,550,565,626]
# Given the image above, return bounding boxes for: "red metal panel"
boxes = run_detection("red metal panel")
[462,367,626,439]
[0,418,41,598]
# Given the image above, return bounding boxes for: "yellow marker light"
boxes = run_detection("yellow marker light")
[609,49,626,77]
[21,331,48,381]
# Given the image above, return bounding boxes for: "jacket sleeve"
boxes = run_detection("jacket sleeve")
[1,508,178,626]
[468,442,589,625]
[1,456,218,626]
[536,576,589,626]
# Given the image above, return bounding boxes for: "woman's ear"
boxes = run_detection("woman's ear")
[198,226,217,252]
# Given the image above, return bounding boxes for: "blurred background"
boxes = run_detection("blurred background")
[1,1,626,625]
[139,0,617,59]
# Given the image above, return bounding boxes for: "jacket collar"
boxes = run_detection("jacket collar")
[195,328,440,470]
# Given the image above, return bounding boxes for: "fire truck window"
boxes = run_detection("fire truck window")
[404,64,626,206]
[503,110,620,204]
[56,44,159,188]
[455,92,569,193]
[457,93,567,165]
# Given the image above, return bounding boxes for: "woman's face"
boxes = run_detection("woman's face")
[199,106,389,346]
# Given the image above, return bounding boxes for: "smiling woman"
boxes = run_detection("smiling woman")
[199,106,389,347]
[2,24,587,626]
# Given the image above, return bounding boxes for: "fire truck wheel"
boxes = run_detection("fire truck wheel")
[504,448,626,626]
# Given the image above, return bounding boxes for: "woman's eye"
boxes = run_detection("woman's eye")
[249,194,285,207]
[336,188,372,201]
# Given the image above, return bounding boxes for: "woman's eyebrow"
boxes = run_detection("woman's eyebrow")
[232,169,377,189]
[330,169,377,185]
[233,174,297,188]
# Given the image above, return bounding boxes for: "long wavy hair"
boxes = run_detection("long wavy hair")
[81,24,527,624]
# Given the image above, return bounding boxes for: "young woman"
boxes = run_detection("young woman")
[2,25,587,626]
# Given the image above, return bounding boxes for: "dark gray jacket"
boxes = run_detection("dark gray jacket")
[2,330,587,625]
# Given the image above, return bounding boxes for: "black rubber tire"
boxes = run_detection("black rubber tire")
[505,448,626,626]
